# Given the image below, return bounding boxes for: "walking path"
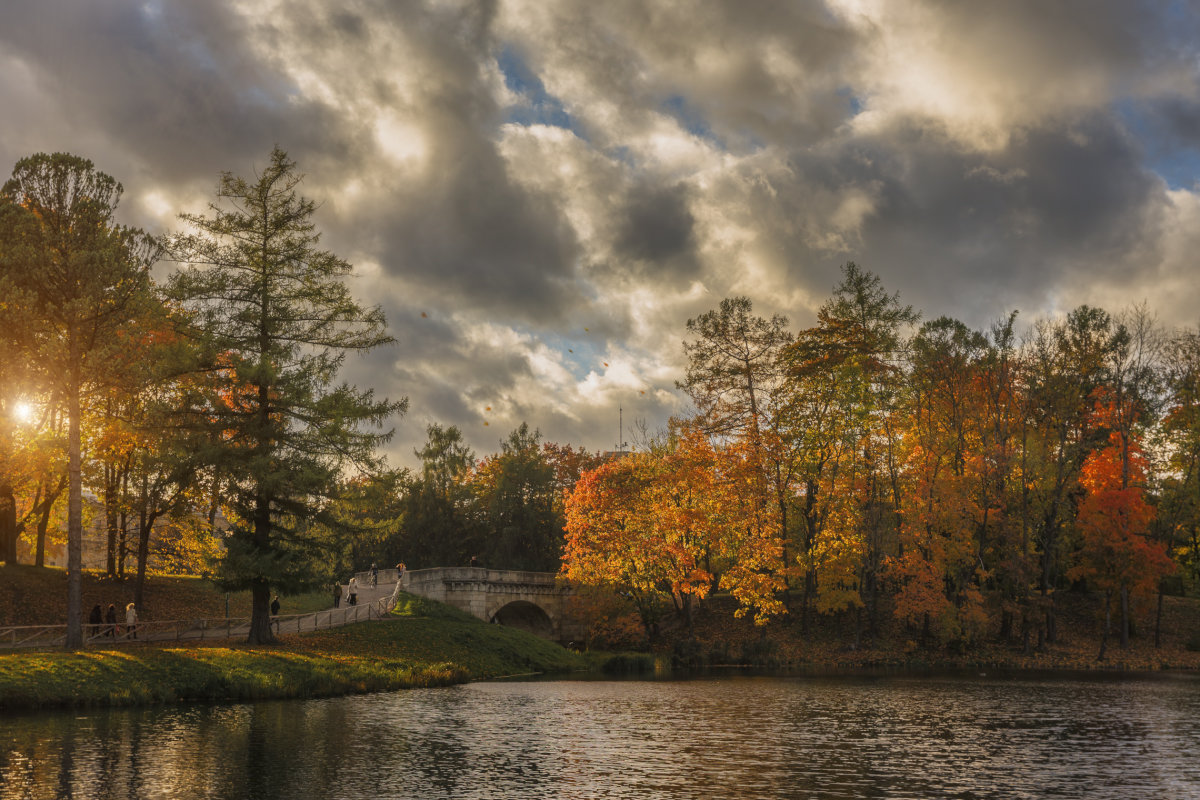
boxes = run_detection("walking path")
[0,571,406,651]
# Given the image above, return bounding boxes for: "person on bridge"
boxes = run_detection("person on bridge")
[347,576,358,606]
[88,604,103,638]
[371,562,379,587]
[105,604,117,637]
[333,582,342,608]
[396,562,405,585]
[271,595,281,633]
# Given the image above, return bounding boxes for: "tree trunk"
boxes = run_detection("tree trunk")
[1155,587,1164,650]
[35,477,65,568]
[105,463,119,576]
[134,471,152,614]
[1119,586,1130,649]
[0,483,17,565]
[247,487,275,644]
[1097,590,1111,662]
[65,327,83,650]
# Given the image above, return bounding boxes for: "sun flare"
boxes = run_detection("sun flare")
[12,402,33,424]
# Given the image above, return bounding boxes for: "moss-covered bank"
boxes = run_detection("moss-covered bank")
[0,593,588,711]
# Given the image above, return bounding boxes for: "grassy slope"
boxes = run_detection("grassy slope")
[0,589,587,711]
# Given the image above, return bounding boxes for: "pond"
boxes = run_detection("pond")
[3,673,1199,799]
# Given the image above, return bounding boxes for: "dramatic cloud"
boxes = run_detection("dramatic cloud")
[3,0,1198,465]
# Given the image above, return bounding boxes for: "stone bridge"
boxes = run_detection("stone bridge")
[401,567,577,641]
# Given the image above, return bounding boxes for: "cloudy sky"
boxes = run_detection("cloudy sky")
[3,0,1199,467]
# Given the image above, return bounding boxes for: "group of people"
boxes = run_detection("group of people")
[331,562,405,609]
[87,602,138,639]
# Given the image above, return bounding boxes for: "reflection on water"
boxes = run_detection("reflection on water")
[3,674,1199,799]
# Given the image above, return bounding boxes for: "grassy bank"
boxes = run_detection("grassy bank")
[0,592,588,711]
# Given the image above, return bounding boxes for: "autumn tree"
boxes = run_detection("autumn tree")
[1160,327,1200,593]
[167,147,404,644]
[782,263,918,643]
[679,297,795,596]
[563,426,786,631]
[1069,409,1172,659]
[1017,306,1118,645]
[1,153,159,648]
[891,317,990,646]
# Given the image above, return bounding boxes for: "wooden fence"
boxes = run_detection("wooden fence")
[0,586,400,651]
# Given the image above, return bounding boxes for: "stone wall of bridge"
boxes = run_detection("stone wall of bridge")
[401,567,580,642]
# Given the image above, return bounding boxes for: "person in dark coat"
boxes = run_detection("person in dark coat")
[88,604,103,638]
[270,595,281,633]
[333,582,342,608]
[104,604,118,637]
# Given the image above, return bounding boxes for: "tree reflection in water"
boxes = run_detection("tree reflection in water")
[3,676,1200,799]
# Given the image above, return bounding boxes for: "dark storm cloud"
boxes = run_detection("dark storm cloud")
[0,1,346,189]
[613,181,699,277]
[3,0,1199,464]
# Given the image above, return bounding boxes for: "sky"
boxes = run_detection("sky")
[2,0,1199,468]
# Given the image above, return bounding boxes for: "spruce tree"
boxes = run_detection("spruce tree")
[168,147,405,644]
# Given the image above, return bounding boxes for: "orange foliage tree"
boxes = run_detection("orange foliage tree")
[1069,406,1173,659]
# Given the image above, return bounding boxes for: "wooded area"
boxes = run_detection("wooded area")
[2,151,1197,658]
[564,267,1200,659]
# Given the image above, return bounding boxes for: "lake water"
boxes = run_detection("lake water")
[3,673,1199,799]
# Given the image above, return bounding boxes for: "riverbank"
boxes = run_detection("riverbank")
[658,589,1200,674]
[0,593,587,711]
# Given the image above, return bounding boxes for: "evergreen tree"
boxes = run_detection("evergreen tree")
[167,147,405,644]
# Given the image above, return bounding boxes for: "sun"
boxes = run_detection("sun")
[12,402,33,424]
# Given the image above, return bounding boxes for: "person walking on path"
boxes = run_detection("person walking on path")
[371,562,379,587]
[105,604,117,637]
[395,562,406,586]
[333,582,342,608]
[125,603,138,639]
[88,604,103,639]
[270,595,281,633]
[347,576,358,606]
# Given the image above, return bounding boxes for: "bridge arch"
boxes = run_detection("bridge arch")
[402,567,579,641]
[490,600,555,637]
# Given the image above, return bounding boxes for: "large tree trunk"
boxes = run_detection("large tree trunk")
[247,487,275,644]
[0,483,17,565]
[105,462,119,576]
[65,328,83,650]
[133,473,154,614]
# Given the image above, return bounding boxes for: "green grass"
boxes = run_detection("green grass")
[0,592,589,711]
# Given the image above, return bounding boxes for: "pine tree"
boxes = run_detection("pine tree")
[167,147,405,644]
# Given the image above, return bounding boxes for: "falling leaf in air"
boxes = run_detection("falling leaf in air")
[421,312,427,318]
[603,362,609,367]
[486,406,491,411]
